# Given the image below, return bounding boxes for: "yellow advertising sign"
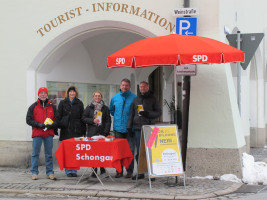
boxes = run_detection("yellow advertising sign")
[143,125,183,176]
[151,126,180,163]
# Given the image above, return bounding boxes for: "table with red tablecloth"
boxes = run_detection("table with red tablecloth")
[55,138,133,173]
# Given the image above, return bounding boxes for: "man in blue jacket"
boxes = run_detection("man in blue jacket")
[110,78,136,178]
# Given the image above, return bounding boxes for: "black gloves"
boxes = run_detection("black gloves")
[45,124,54,129]
[38,123,45,129]
[139,111,149,118]
[45,121,58,129]
[127,128,134,137]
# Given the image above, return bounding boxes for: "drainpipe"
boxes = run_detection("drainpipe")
[181,0,191,171]
[184,0,190,8]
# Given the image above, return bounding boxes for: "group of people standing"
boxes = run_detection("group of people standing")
[26,78,161,181]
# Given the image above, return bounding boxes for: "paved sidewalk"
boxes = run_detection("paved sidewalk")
[0,165,243,200]
[1,146,267,200]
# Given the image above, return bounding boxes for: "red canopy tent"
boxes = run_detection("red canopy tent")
[107,34,244,68]
[107,34,244,109]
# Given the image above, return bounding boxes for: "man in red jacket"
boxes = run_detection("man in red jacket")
[26,87,57,180]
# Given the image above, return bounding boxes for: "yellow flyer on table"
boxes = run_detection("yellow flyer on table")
[150,126,183,175]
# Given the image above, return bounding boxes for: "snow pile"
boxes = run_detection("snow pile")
[220,174,241,183]
[242,152,267,184]
[191,153,267,184]
[192,175,213,180]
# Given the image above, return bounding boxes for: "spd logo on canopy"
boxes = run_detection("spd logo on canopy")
[192,55,208,62]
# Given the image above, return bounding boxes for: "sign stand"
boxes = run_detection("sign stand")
[76,167,114,186]
[165,175,185,187]
[137,125,186,190]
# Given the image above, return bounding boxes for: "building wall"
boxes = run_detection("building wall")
[0,0,182,142]
[186,0,246,149]
[218,0,267,147]
[1,0,266,176]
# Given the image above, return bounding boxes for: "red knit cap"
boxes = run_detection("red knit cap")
[38,87,48,95]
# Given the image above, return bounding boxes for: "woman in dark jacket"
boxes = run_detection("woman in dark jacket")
[57,86,86,177]
[82,91,111,177]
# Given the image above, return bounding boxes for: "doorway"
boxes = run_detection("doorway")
[148,67,163,122]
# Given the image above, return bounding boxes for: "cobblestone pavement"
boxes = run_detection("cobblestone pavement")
[0,166,246,200]
[0,147,266,200]
[0,190,263,200]
[250,146,267,162]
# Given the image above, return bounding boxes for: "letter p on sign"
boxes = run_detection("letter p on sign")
[179,20,190,35]
[176,17,197,36]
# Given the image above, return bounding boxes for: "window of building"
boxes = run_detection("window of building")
[47,81,120,108]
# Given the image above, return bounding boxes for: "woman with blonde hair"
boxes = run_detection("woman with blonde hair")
[57,86,86,177]
[82,91,111,177]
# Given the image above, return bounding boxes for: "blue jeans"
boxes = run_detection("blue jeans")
[115,131,135,174]
[65,169,77,175]
[30,136,54,175]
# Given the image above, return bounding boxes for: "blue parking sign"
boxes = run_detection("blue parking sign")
[176,17,197,36]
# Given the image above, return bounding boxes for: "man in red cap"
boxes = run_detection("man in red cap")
[26,87,57,180]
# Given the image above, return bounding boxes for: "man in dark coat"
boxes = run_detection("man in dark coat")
[127,81,162,180]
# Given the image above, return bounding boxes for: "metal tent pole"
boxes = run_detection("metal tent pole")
[237,31,241,114]
[174,65,178,119]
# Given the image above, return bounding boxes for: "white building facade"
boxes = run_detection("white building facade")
[0,0,266,178]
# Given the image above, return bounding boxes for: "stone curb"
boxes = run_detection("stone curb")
[214,182,243,196]
[0,189,97,197]
[0,182,244,200]
[175,193,217,200]
[97,191,175,199]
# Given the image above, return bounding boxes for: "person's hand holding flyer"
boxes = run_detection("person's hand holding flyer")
[96,111,102,125]
[138,105,144,116]
[43,118,53,131]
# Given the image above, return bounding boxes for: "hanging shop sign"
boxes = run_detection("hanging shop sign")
[176,64,197,76]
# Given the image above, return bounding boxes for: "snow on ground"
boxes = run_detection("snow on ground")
[220,174,241,183]
[192,175,213,180]
[242,152,267,185]
[192,153,267,185]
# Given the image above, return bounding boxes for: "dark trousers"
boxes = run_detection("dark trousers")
[134,130,144,175]
[114,131,135,174]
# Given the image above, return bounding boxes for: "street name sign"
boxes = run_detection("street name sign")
[173,8,198,16]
